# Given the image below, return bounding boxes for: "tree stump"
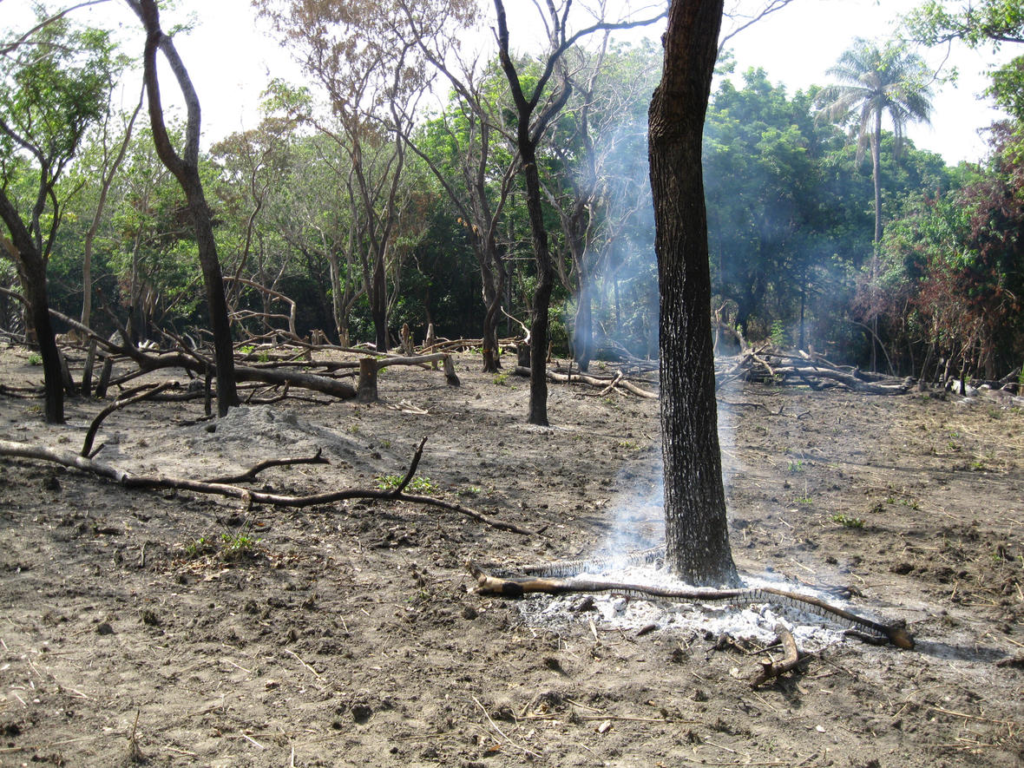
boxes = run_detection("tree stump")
[357,357,379,402]
[400,323,415,356]
[517,342,531,368]
[81,340,97,397]
[95,357,113,399]
[443,354,461,387]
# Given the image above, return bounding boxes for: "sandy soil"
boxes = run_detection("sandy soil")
[1,345,1022,767]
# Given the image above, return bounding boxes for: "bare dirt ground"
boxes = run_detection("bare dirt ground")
[1,345,1023,768]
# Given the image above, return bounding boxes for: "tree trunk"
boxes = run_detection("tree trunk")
[371,253,388,351]
[187,174,239,415]
[521,142,554,426]
[872,110,883,246]
[0,196,63,423]
[648,0,738,586]
[25,257,64,423]
[131,0,238,416]
[573,277,594,372]
[870,111,882,373]
[480,252,504,374]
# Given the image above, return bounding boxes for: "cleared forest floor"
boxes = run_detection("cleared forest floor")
[1,346,1022,767]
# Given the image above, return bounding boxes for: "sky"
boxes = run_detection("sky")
[3,0,1015,164]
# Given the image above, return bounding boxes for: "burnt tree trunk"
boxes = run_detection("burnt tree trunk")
[130,0,238,417]
[480,242,505,374]
[23,254,63,422]
[0,198,63,423]
[520,143,555,426]
[493,0,571,426]
[649,0,738,586]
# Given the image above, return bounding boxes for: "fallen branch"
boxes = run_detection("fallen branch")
[81,382,175,458]
[203,448,328,484]
[750,624,802,687]
[0,438,537,536]
[514,366,656,399]
[357,354,459,401]
[466,564,914,648]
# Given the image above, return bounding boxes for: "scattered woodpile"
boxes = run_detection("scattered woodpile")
[514,360,659,400]
[32,310,470,410]
[716,348,915,395]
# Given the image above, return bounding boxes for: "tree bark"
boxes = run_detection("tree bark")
[649,0,738,586]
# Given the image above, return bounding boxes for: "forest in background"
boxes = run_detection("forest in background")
[3,0,1024,388]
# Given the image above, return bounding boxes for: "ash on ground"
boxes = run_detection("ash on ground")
[515,566,854,651]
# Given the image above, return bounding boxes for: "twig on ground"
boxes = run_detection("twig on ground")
[472,696,543,759]
[285,649,322,680]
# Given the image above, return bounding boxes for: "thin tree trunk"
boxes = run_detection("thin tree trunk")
[870,111,882,373]
[574,277,593,372]
[521,140,553,426]
[480,253,504,373]
[82,92,142,329]
[129,0,238,416]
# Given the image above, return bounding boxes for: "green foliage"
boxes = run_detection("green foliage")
[27,352,42,366]
[816,38,933,163]
[7,13,1023,386]
[877,125,1024,375]
[375,474,439,495]
[704,68,872,346]
[830,513,865,528]
[183,536,213,559]
[220,531,262,558]
[0,18,118,180]
[903,0,1024,49]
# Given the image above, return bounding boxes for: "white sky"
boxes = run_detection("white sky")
[3,0,1015,164]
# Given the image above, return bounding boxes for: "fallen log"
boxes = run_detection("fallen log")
[44,309,360,401]
[774,361,913,394]
[234,364,356,399]
[715,349,915,395]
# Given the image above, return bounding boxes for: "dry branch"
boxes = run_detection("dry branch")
[514,366,656,399]
[750,624,802,687]
[0,438,537,535]
[467,564,914,648]
[716,349,914,394]
[203,448,328,484]
[81,382,175,457]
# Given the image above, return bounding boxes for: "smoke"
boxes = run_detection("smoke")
[593,374,744,566]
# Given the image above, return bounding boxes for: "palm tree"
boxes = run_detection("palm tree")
[818,38,934,245]
[817,38,933,369]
